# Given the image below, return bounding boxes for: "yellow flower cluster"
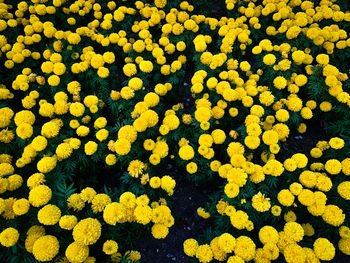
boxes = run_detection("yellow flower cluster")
[0,0,349,262]
[184,222,338,263]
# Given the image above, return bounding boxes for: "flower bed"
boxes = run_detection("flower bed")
[0,0,350,262]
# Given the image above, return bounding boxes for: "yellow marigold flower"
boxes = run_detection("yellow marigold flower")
[218,233,235,253]
[211,129,226,144]
[118,125,138,143]
[151,223,169,239]
[197,207,210,219]
[186,162,197,174]
[29,185,52,207]
[67,33,81,44]
[262,130,279,145]
[263,243,279,260]
[271,205,281,216]
[161,175,176,194]
[123,63,137,77]
[302,223,315,237]
[2,198,16,220]
[155,0,167,8]
[16,123,33,139]
[227,255,244,263]
[284,243,306,263]
[316,54,329,65]
[65,242,89,263]
[59,215,78,230]
[127,160,145,178]
[80,187,96,203]
[163,114,180,130]
[84,141,98,155]
[322,205,345,227]
[263,54,276,65]
[56,143,73,160]
[76,125,90,137]
[259,226,279,244]
[37,156,57,173]
[195,244,213,263]
[126,250,141,261]
[25,231,45,254]
[338,181,350,200]
[37,204,61,225]
[143,93,159,108]
[339,238,350,255]
[48,75,60,86]
[195,107,211,123]
[329,137,344,149]
[91,194,111,213]
[277,189,295,207]
[273,76,287,89]
[0,227,19,247]
[134,205,152,225]
[31,136,48,151]
[73,218,101,245]
[289,182,303,196]
[224,183,239,198]
[149,177,161,189]
[230,210,249,230]
[14,110,35,126]
[13,198,30,215]
[313,238,335,261]
[284,222,304,242]
[298,189,315,207]
[32,235,59,262]
[291,153,308,168]
[251,192,271,212]
[179,145,195,160]
[103,240,118,255]
[67,193,85,211]
[325,159,342,175]
[114,138,131,156]
[105,154,117,165]
[299,170,317,188]
[183,238,198,257]
[69,102,85,117]
[234,236,256,261]
[103,202,126,225]
[7,174,22,191]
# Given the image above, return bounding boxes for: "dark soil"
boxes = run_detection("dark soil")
[334,253,350,263]
[134,168,212,263]
[279,119,328,161]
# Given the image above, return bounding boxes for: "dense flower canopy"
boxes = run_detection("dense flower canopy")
[0,0,350,262]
